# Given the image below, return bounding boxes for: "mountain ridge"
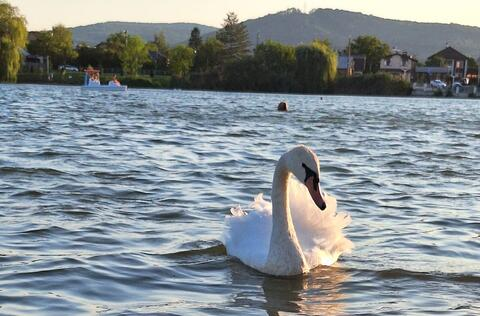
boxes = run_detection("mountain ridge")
[71,21,217,47]
[70,8,480,60]
[242,8,480,60]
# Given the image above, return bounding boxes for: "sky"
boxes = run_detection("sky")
[8,0,480,31]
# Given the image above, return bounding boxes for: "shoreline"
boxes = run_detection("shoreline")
[4,82,479,100]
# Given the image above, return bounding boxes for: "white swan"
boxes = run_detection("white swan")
[223,145,353,276]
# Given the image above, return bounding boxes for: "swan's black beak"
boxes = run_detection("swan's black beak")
[305,176,326,211]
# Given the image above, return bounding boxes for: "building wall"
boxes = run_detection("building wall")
[380,55,414,70]
[380,54,416,81]
[22,55,48,73]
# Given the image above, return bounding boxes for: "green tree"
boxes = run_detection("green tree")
[76,42,105,68]
[0,1,27,82]
[106,32,128,52]
[350,35,390,73]
[169,45,195,78]
[27,31,51,56]
[93,42,116,69]
[50,25,77,67]
[425,55,447,67]
[223,55,257,91]
[148,32,169,72]
[295,40,337,93]
[188,27,202,51]
[152,32,169,55]
[27,24,77,68]
[194,37,225,72]
[190,38,225,89]
[98,31,129,69]
[254,40,296,91]
[466,57,478,69]
[119,35,149,76]
[216,12,250,61]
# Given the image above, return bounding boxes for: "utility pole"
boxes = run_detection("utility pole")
[477,57,480,87]
[46,55,50,79]
[347,37,352,77]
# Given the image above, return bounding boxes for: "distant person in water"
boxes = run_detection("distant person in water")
[88,73,100,86]
[108,74,121,87]
[278,101,288,111]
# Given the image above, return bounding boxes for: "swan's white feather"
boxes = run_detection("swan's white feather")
[224,196,272,271]
[223,178,353,272]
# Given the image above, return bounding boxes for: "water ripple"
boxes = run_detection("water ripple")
[0,85,479,315]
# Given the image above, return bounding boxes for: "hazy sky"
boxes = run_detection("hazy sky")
[8,0,480,30]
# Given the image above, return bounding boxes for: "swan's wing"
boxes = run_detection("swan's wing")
[230,205,246,217]
[288,179,354,268]
[223,194,272,270]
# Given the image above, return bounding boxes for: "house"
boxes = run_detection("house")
[379,50,417,81]
[337,55,366,76]
[427,46,468,81]
[21,32,50,73]
[21,50,49,73]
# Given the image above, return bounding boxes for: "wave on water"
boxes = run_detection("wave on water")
[0,85,479,315]
[355,267,480,284]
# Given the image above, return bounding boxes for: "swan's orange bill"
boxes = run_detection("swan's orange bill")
[305,177,326,210]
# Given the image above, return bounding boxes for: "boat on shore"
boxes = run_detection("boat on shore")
[81,69,127,91]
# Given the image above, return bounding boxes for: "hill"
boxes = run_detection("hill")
[243,8,480,60]
[70,10,480,61]
[71,22,217,46]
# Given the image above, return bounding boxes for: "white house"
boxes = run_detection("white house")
[380,50,417,81]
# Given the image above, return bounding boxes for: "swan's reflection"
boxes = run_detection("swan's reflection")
[228,261,350,315]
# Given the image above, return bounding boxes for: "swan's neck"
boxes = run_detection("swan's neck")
[271,158,295,234]
[265,157,307,276]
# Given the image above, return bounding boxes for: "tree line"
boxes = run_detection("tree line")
[1,1,413,95]
[0,1,27,82]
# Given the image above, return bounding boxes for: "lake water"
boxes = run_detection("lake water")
[0,84,479,315]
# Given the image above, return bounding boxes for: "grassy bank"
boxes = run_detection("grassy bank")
[334,73,412,96]
[16,71,415,96]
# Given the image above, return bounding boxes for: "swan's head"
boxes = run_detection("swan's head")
[285,145,326,211]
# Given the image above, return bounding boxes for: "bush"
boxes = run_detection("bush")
[445,89,453,97]
[433,89,443,97]
[118,75,171,88]
[189,71,223,90]
[222,57,258,91]
[152,76,171,88]
[17,71,84,85]
[334,73,412,96]
[17,72,49,84]
[119,76,155,88]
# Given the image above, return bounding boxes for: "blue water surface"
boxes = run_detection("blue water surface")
[0,84,479,315]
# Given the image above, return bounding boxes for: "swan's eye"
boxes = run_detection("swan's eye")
[302,163,319,191]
